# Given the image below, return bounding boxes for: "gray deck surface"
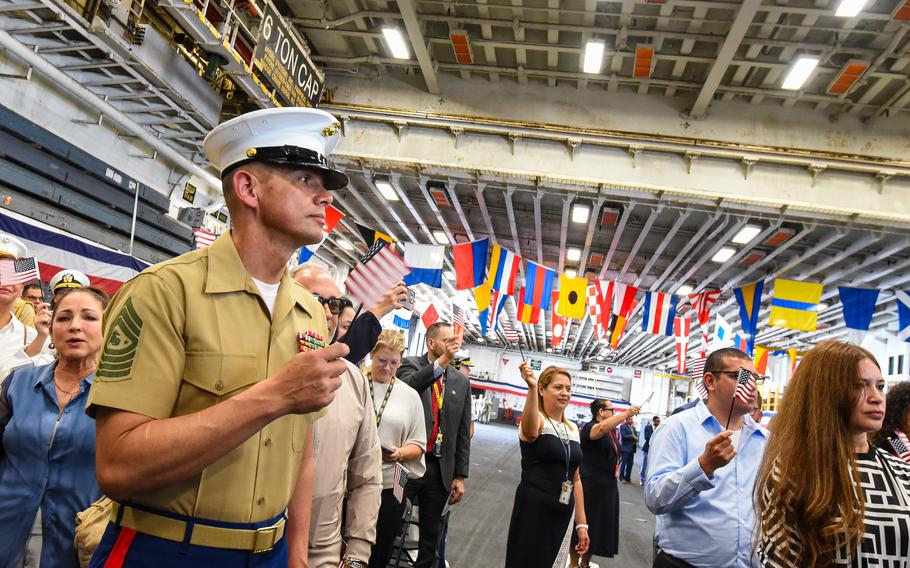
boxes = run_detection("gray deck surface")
[445,422,656,568]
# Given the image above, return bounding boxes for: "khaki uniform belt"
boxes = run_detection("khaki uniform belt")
[110,501,286,554]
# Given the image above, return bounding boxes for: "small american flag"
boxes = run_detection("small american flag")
[690,357,708,399]
[500,307,519,343]
[345,246,410,310]
[0,257,39,285]
[734,367,757,404]
[360,239,388,264]
[392,462,410,503]
[194,228,217,249]
[889,432,910,463]
[452,304,465,335]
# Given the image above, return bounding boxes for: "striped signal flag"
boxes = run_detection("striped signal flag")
[642,291,679,336]
[516,286,540,324]
[733,281,764,355]
[608,282,638,348]
[488,244,520,295]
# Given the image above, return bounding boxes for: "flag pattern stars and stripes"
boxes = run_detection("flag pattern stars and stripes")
[345,246,411,310]
[889,432,910,463]
[734,368,757,405]
[392,462,409,503]
[452,304,466,335]
[360,239,388,264]
[501,307,520,343]
[690,357,708,400]
[0,257,39,285]
[193,228,217,249]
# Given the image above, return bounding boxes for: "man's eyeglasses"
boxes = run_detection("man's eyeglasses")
[313,294,344,315]
[707,367,768,384]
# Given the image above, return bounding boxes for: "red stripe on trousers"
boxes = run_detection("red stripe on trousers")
[104,527,137,568]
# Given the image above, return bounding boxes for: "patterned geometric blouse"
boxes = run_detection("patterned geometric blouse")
[760,447,910,567]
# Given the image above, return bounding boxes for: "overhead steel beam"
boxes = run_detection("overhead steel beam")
[395,0,440,94]
[687,0,763,119]
[533,189,544,264]
[598,202,636,280]
[579,195,606,277]
[618,204,663,280]
[557,196,572,274]
[634,209,690,287]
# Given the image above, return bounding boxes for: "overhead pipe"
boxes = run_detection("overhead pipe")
[0,28,223,210]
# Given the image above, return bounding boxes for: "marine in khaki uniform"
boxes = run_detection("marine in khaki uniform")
[86,108,351,567]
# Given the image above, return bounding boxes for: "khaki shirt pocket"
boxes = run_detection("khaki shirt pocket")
[177,352,260,415]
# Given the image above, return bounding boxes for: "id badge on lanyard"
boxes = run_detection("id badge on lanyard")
[559,480,574,505]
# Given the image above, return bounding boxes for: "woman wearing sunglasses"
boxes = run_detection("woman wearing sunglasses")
[756,340,910,566]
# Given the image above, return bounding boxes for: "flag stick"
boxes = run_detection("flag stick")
[516,339,526,362]
[724,393,736,431]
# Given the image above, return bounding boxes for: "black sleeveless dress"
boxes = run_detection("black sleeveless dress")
[505,417,583,568]
[571,419,620,557]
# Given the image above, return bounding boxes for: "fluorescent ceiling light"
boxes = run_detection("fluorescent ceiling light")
[676,284,693,296]
[374,178,399,201]
[444,270,455,281]
[567,247,581,261]
[338,239,354,251]
[565,269,577,278]
[583,40,605,74]
[732,224,762,244]
[835,0,868,17]
[571,203,591,224]
[782,57,819,90]
[711,247,736,263]
[546,347,553,353]
[382,27,410,59]
[433,230,449,244]
[815,302,829,312]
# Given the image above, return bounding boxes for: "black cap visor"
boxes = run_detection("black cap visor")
[223,145,349,190]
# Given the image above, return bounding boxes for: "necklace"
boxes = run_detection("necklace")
[54,381,80,395]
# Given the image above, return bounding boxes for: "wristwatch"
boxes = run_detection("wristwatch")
[341,557,367,568]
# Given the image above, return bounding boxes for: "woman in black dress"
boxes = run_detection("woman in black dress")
[570,399,639,567]
[505,364,589,568]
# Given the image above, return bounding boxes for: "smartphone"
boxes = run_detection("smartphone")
[401,288,416,311]
[381,445,394,455]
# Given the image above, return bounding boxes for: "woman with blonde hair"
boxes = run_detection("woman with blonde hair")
[756,340,910,566]
[365,329,427,568]
[505,364,588,568]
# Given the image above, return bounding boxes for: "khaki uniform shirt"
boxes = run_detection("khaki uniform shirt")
[86,232,328,523]
[308,361,382,566]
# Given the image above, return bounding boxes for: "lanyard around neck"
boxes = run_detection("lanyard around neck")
[369,377,396,427]
[546,415,571,481]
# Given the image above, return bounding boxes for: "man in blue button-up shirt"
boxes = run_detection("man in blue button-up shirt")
[645,348,768,568]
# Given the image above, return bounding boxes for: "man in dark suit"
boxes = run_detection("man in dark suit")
[396,321,471,568]
[640,416,660,485]
[619,415,639,484]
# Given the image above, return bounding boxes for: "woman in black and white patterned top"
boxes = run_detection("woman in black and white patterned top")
[756,340,910,567]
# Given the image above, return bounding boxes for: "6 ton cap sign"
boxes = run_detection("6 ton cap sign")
[254,0,324,108]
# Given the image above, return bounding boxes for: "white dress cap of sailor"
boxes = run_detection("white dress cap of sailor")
[202,107,348,190]
[0,234,29,259]
[49,269,90,292]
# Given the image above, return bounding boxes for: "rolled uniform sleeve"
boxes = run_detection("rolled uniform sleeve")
[644,421,715,515]
[342,364,382,560]
[87,273,186,419]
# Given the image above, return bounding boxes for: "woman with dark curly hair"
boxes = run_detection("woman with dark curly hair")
[871,381,910,463]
